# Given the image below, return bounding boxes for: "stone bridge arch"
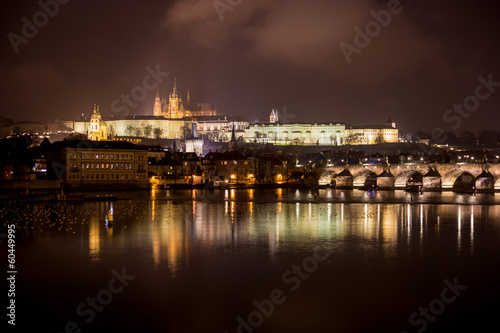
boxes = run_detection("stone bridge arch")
[394,170,424,189]
[318,170,336,186]
[442,170,475,190]
[494,177,500,190]
[353,170,377,188]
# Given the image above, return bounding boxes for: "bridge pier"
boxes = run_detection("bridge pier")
[314,162,500,192]
[336,169,353,188]
[476,170,495,192]
[377,170,395,190]
[423,168,442,191]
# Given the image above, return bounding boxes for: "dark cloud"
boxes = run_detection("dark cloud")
[0,0,499,132]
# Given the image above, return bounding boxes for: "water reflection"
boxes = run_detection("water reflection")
[9,193,496,273]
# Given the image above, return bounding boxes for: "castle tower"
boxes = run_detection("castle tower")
[153,89,162,116]
[385,117,396,128]
[185,122,204,156]
[168,77,184,118]
[88,104,108,141]
[270,109,279,123]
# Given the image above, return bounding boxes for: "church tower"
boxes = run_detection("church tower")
[153,89,162,116]
[270,109,279,123]
[185,122,204,157]
[168,77,184,118]
[88,104,108,141]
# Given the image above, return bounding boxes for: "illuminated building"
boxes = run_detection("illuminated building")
[47,140,149,188]
[87,104,108,141]
[344,117,399,144]
[153,78,217,118]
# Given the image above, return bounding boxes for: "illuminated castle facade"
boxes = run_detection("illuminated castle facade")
[153,78,217,118]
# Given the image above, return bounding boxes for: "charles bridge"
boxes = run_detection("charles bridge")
[315,162,499,192]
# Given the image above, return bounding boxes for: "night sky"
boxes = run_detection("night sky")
[1,0,499,132]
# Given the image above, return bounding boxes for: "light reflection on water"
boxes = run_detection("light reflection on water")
[6,190,500,332]
[9,194,492,274]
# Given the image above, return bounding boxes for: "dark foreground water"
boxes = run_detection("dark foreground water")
[4,189,500,332]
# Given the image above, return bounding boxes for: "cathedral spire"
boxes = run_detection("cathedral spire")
[171,77,179,98]
[187,89,191,105]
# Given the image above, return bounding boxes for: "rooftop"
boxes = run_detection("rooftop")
[49,140,148,150]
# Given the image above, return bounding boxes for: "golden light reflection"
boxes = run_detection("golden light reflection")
[89,213,100,262]
[458,205,462,251]
[470,206,474,254]
[120,200,490,274]
[231,201,236,224]
[152,200,155,221]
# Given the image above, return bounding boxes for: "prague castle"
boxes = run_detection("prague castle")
[61,78,398,147]
[153,78,217,118]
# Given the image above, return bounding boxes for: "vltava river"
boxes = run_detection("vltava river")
[5,189,500,332]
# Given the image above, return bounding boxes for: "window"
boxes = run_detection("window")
[111,174,114,180]
[111,154,114,160]
[106,154,109,160]
[106,174,109,179]
[111,164,114,170]
[91,174,94,180]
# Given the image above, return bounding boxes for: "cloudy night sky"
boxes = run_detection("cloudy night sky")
[1,0,499,133]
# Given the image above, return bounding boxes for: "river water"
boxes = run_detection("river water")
[5,189,500,332]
